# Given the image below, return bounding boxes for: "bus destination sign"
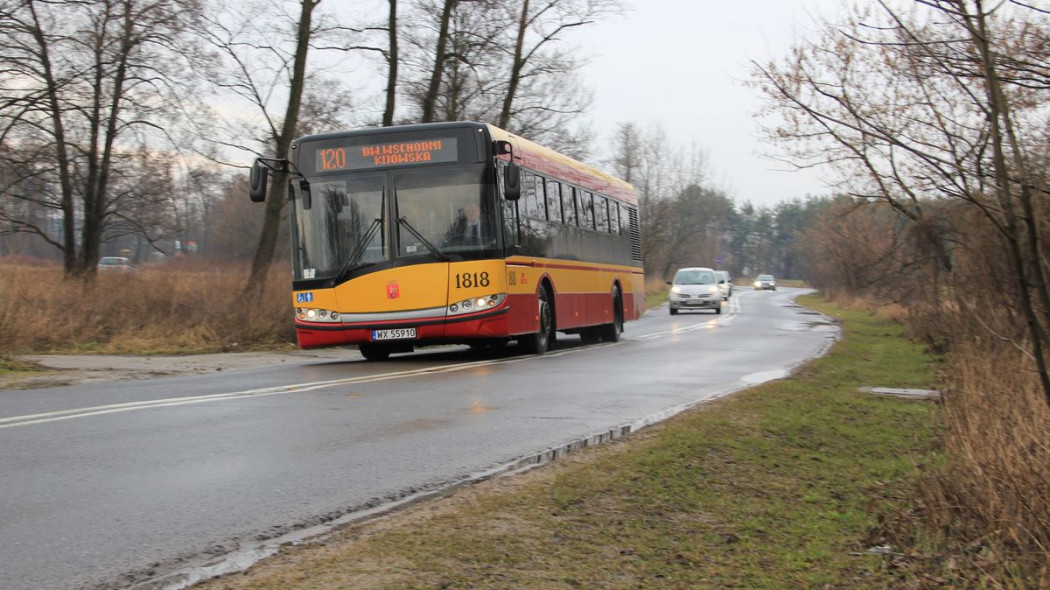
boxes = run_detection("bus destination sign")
[315,137,459,171]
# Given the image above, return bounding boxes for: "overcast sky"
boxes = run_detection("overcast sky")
[573,0,848,207]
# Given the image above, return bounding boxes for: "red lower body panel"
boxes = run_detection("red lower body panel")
[295,306,514,349]
[294,284,639,350]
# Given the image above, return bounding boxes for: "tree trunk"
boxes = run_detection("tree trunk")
[499,0,529,129]
[421,0,456,123]
[82,3,134,278]
[244,0,318,301]
[26,1,77,275]
[383,0,397,126]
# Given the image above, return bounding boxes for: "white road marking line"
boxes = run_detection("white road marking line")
[0,345,599,430]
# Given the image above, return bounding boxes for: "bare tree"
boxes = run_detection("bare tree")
[753,0,1050,405]
[397,0,609,155]
[610,121,642,184]
[196,0,371,298]
[497,0,621,129]
[0,0,204,277]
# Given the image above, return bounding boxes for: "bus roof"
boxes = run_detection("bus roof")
[487,124,638,206]
[293,121,638,206]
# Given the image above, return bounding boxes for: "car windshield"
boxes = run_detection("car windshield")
[674,270,716,285]
[99,257,126,266]
[758,275,774,281]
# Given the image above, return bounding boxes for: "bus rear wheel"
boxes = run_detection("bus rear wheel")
[521,286,554,355]
[599,287,623,342]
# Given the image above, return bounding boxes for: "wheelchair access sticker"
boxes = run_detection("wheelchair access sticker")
[296,292,314,303]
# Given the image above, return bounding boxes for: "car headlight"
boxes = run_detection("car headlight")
[754,281,761,287]
[709,286,719,295]
[296,307,342,323]
[670,285,682,294]
[448,293,506,316]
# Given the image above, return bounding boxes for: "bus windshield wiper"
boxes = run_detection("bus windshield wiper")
[333,217,383,283]
[397,217,450,262]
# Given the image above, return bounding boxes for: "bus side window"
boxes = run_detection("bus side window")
[619,203,630,235]
[546,179,562,223]
[580,191,595,230]
[562,185,577,227]
[521,171,534,214]
[595,195,608,233]
[533,174,546,219]
[524,172,542,219]
[502,194,519,249]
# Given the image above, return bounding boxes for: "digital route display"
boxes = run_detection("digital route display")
[314,138,459,171]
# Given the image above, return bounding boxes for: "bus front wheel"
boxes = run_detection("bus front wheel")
[521,286,555,355]
[359,343,391,361]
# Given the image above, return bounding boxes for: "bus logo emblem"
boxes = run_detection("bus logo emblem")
[386,281,400,299]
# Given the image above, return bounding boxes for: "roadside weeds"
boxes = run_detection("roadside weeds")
[195,294,941,590]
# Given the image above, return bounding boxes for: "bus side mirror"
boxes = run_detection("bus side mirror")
[249,159,269,202]
[504,162,521,201]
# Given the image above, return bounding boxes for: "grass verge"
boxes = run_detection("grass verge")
[198,293,941,590]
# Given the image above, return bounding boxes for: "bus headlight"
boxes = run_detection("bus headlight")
[448,293,506,316]
[296,307,342,323]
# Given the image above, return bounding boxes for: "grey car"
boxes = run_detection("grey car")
[668,267,722,315]
[754,274,776,290]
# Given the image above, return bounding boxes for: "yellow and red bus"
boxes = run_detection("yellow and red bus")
[249,122,644,360]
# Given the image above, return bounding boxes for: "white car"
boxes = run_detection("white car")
[714,270,732,300]
[97,256,136,275]
[668,267,722,315]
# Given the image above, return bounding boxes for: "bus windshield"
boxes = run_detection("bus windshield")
[394,165,496,258]
[291,164,495,282]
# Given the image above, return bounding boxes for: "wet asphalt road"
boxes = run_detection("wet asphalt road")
[0,288,837,590]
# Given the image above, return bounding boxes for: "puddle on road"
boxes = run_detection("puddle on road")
[741,369,789,385]
[779,320,838,333]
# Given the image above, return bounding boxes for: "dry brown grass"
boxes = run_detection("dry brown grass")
[913,345,1050,586]
[0,261,296,354]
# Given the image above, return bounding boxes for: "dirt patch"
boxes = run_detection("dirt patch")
[0,349,356,391]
